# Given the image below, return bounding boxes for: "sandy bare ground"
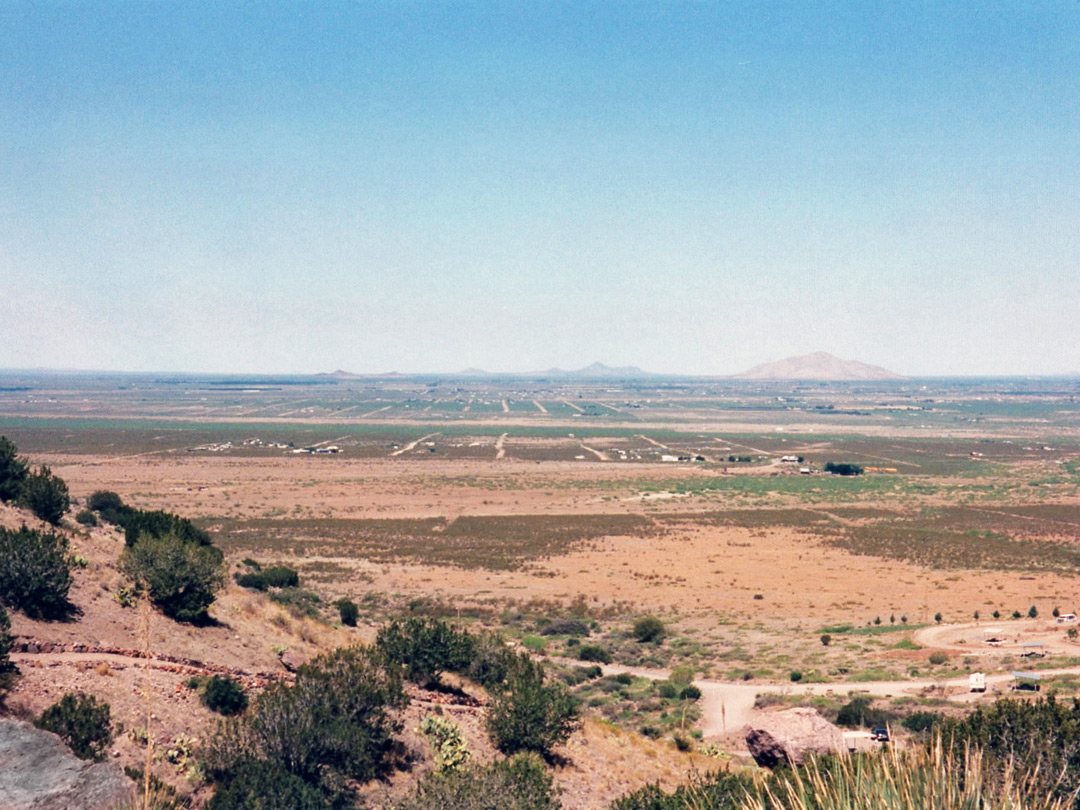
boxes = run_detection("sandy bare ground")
[37,452,1080,630]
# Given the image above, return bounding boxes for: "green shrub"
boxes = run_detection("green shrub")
[376,617,476,686]
[486,658,580,756]
[88,490,124,512]
[391,753,558,810]
[824,461,863,476]
[0,604,17,700]
[201,675,248,716]
[613,672,633,685]
[0,437,29,503]
[467,633,521,688]
[835,697,892,729]
[679,685,702,701]
[576,645,612,664]
[268,587,322,619]
[820,633,832,646]
[336,598,359,627]
[632,616,666,643]
[612,771,751,810]
[18,466,70,525]
[234,572,266,590]
[0,525,74,619]
[120,533,225,623]
[538,619,590,637]
[75,509,98,527]
[93,492,211,548]
[35,693,112,761]
[236,565,300,591]
[929,652,949,666]
[902,711,943,734]
[939,696,1080,805]
[205,645,407,801]
[668,665,694,685]
[207,760,330,810]
[672,733,692,752]
[789,671,802,682]
[657,681,679,699]
[521,634,546,652]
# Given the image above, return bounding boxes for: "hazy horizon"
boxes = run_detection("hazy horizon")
[4,3,1079,377]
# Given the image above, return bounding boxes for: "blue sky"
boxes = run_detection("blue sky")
[2,1,1079,375]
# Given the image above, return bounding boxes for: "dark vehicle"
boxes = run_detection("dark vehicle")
[871,728,890,742]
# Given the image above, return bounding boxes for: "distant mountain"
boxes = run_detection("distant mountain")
[734,352,903,381]
[314,369,363,379]
[543,362,651,378]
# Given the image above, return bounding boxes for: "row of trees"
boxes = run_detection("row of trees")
[0,436,70,524]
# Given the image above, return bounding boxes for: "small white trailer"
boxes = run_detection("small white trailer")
[970,672,986,692]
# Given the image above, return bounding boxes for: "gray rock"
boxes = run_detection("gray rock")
[0,718,135,810]
[744,707,845,768]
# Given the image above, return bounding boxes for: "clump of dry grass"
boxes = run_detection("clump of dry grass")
[746,738,1075,810]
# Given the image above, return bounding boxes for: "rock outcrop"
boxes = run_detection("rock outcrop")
[0,718,135,810]
[744,708,845,768]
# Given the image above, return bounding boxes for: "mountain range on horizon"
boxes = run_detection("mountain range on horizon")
[318,353,902,380]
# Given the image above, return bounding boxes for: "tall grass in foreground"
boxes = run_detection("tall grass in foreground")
[744,738,1074,810]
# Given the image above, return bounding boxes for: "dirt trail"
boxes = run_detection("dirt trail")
[501,400,510,413]
[579,444,610,461]
[964,506,1080,529]
[359,405,392,418]
[390,432,440,457]
[311,435,349,448]
[912,619,1080,654]
[639,435,671,451]
[11,649,288,687]
[562,399,585,413]
[495,433,508,460]
[715,437,770,455]
[533,400,548,414]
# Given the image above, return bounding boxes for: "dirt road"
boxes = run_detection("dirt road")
[579,652,1080,738]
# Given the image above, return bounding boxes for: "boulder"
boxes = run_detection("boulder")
[744,707,845,768]
[278,648,307,672]
[0,718,135,809]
